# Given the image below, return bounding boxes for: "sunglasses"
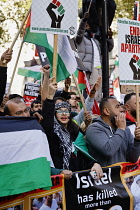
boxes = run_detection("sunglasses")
[56,110,70,115]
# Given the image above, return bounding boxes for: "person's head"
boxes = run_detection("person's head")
[45,195,53,207]
[99,97,121,126]
[54,97,66,104]
[55,101,71,127]
[31,100,42,112]
[9,94,24,101]
[120,103,126,113]
[67,92,78,108]
[124,93,139,119]
[4,98,30,117]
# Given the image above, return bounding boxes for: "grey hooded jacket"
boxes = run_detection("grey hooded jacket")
[86,117,140,167]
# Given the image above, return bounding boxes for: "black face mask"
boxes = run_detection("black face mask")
[86,29,92,36]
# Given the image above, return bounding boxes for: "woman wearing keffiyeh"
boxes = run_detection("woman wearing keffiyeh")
[41,73,103,180]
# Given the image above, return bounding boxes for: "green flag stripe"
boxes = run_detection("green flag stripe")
[24,28,70,82]
[0,157,51,197]
[18,68,41,80]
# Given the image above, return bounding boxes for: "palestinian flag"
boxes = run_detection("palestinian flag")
[0,117,53,197]
[23,13,77,82]
[74,70,91,94]
[74,132,97,161]
[18,65,42,80]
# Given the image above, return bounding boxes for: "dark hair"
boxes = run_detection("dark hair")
[54,97,66,104]
[99,96,115,114]
[4,98,25,116]
[9,94,23,100]
[31,99,41,108]
[124,93,136,104]
[67,92,76,100]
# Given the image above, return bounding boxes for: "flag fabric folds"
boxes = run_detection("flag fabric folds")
[23,13,77,82]
[18,65,42,80]
[73,132,97,162]
[0,117,52,197]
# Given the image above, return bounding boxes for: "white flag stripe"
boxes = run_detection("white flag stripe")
[47,34,77,75]
[0,130,54,166]
[58,35,77,74]
[19,65,42,72]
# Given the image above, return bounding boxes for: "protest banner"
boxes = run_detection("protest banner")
[1,159,140,209]
[23,82,40,106]
[0,175,65,210]
[31,0,78,36]
[65,159,140,210]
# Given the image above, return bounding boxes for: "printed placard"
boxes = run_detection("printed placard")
[118,18,140,85]
[31,0,78,36]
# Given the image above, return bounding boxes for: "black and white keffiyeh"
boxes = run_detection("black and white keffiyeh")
[54,101,71,113]
[54,117,72,170]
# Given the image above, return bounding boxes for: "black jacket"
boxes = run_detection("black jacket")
[41,98,95,172]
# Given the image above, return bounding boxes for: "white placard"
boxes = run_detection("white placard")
[118,18,140,85]
[31,0,78,36]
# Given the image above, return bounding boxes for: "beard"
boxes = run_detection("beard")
[130,109,136,119]
[109,112,117,128]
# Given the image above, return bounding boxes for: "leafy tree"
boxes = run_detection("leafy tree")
[0,0,31,45]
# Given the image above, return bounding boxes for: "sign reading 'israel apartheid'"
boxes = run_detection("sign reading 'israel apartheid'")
[31,0,78,36]
[118,18,140,85]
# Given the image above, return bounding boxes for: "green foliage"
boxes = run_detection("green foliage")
[0,0,31,45]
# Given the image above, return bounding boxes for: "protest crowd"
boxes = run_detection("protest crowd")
[1,0,140,210]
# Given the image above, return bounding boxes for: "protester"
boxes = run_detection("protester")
[124,93,139,136]
[41,64,102,126]
[30,99,42,116]
[82,0,116,32]
[75,11,114,102]
[41,76,103,179]
[86,96,140,167]
[0,48,12,105]
[3,97,72,178]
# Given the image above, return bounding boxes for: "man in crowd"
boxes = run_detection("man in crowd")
[86,96,140,167]
[75,11,114,102]
[31,99,42,112]
[124,93,140,136]
[3,97,72,178]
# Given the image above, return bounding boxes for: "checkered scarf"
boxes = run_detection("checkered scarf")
[54,117,72,170]
[54,101,71,112]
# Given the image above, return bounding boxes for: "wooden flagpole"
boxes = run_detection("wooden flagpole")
[3,7,31,64]
[136,85,140,126]
[72,74,87,111]
[7,41,24,95]
[87,0,93,13]
[135,1,140,126]
[10,7,31,51]
[52,34,58,83]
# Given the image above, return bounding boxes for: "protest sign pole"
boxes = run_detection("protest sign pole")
[136,86,140,126]
[52,34,58,83]
[7,41,24,95]
[72,74,87,111]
